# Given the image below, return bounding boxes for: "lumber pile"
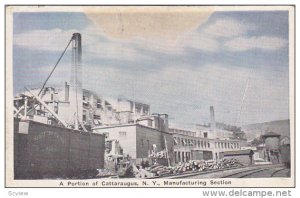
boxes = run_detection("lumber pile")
[133,158,243,178]
[96,169,116,177]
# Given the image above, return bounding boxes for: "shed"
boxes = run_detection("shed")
[220,149,254,166]
[261,132,281,164]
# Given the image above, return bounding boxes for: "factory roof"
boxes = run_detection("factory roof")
[92,123,172,135]
[222,149,254,156]
[261,132,281,138]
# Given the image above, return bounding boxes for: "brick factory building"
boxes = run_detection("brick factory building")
[171,128,241,162]
[93,114,175,165]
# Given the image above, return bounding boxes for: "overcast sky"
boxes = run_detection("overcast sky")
[13,8,290,129]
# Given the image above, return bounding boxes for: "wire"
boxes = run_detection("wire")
[38,38,73,96]
[26,36,73,115]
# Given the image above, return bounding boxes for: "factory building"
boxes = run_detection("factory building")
[15,85,150,130]
[261,132,281,164]
[171,128,241,162]
[13,33,106,179]
[170,106,244,162]
[93,114,174,165]
[81,89,150,127]
[15,86,244,165]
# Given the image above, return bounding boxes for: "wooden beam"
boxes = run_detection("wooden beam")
[25,87,69,128]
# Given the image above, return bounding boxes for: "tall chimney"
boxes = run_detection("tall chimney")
[70,33,83,130]
[210,106,216,129]
[164,114,169,130]
[64,82,69,102]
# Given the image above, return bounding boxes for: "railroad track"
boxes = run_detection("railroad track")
[270,168,290,177]
[157,164,287,179]
[222,166,289,178]
[221,168,268,178]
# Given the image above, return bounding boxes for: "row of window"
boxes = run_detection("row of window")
[103,132,239,150]
[82,110,102,122]
[215,142,239,149]
[173,137,210,148]
[83,96,104,109]
[173,136,240,150]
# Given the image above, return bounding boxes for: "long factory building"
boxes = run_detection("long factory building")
[14,84,246,165]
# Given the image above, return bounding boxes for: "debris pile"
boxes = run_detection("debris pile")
[173,158,243,174]
[145,164,174,177]
[133,159,243,178]
[96,169,116,178]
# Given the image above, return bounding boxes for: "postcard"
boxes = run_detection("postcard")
[5,5,295,187]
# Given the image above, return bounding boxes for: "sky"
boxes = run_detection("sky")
[12,8,290,129]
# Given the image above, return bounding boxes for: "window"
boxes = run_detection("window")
[141,139,144,147]
[54,105,58,113]
[190,139,193,146]
[83,110,87,122]
[119,131,127,137]
[173,137,178,145]
[183,139,187,146]
[93,119,101,125]
[93,115,101,120]
[97,99,102,109]
[204,132,208,138]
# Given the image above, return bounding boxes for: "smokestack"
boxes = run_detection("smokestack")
[210,106,216,129]
[70,33,83,130]
[164,114,169,130]
[64,82,69,102]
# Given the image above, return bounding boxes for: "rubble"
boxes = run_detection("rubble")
[132,158,244,178]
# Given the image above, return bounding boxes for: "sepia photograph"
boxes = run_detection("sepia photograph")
[5,5,295,187]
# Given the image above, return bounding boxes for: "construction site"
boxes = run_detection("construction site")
[13,33,290,179]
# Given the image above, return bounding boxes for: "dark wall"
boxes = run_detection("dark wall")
[280,144,290,168]
[14,119,105,179]
[136,125,174,165]
[223,155,253,165]
[203,151,213,160]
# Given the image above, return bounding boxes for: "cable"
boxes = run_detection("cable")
[26,36,73,115]
[38,38,73,96]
